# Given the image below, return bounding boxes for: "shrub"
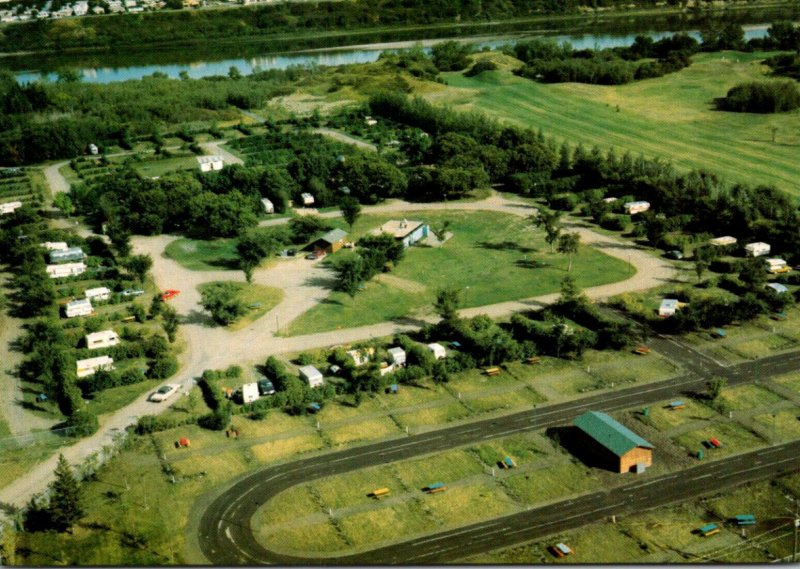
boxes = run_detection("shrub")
[717,80,800,113]
[198,407,231,431]
[147,354,178,379]
[464,60,498,77]
[64,410,99,437]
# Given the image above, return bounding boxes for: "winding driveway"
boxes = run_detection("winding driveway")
[0,194,674,515]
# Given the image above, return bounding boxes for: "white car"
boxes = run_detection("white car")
[149,384,179,402]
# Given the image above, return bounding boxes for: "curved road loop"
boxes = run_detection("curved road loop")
[199,348,800,564]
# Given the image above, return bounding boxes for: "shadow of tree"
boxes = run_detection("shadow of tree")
[181,309,217,327]
[514,259,548,270]
[477,240,538,254]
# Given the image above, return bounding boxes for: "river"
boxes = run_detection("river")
[9,11,793,84]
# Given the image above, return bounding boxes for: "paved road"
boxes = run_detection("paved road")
[197,347,800,564]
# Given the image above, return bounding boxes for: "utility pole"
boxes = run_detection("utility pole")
[794,514,799,563]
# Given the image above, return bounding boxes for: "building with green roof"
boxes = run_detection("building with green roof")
[572,410,654,473]
[312,228,348,255]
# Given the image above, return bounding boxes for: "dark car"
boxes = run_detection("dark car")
[257,378,276,396]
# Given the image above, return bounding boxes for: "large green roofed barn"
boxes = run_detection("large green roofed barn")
[572,411,653,473]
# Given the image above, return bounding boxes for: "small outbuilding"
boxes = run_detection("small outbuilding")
[312,228,348,255]
[745,242,770,257]
[46,262,87,279]
[427,343,446,360]
[86,330,120,350]
[623,201,650,215]
[300,192,315,206]
[767,283,789,295]
[49,247,85,264]
[241,382,259,404]
[374,219,429,248]
[709,236,737,247]
[388,347,406,366]
[659,298,679,318]
[346,348,372,367]
[765,258,789,274]
[0,201,23,215]
[299,365,324,388]
[84,286,111,302]
[41,241,69,252]
[197,155,224,172]
[572,410,654,473]
[66,298,93,318]
[76,355,114,378]
[261,198,275,214]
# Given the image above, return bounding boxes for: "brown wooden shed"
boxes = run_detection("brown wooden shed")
[311,228,348,255]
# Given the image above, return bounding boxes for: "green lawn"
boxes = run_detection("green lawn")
[285,210,630,335]
[133,155,200,178]
[85,375,160,417]
[164,238,239,271]
[440,51,800,197]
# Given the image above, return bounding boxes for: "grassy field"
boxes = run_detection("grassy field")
[132,155,199,178]
[164,238,239,271]
[196,281,283,330]
[438,51,800,197]
[285,210,630,335]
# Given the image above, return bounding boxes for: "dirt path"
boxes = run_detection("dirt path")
[0,193,676,509]
[200,140,244,166]
[42,161,70,196]
[313,128,378,152]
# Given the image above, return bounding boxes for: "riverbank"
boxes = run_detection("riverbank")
[0,0,796,64]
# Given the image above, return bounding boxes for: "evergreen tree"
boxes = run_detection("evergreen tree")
[48,454,83,532]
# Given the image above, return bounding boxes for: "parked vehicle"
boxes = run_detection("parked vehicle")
[121,289,145,297]
[161,289,180,301]
[551,543,573,557]
[149,384,179,402]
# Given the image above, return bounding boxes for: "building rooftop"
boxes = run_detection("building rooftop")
[317,228,348,244]
[376,219,425,239]
[573,411,653,457]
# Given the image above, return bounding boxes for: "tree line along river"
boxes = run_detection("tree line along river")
[8,4,797,84]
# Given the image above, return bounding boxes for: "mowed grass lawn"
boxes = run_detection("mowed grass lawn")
[132,155,199,178]
[286,210,630,335]
[440,51,800,196]
[164,237,238,271]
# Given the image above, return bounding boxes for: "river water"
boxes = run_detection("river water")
[9,21,778,84]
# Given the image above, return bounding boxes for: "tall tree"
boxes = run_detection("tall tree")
[557,232,581,272]
[200,283,247,326]
[332,255,365,299]
[532,209,561,252]
[236,230,279,283]
[53,193,74,218]
[434,287,461,322]
[339,197,362,232]
[161,305,179,343]
[122,254,152,285]
[48,454,83,532]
